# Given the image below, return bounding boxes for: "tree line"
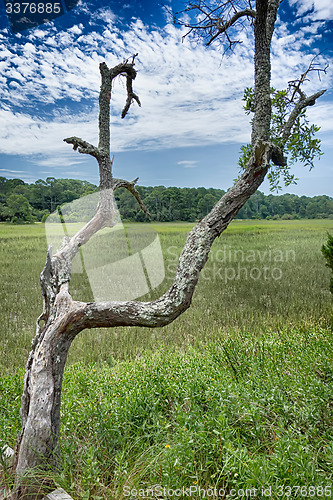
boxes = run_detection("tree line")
[0,176,332,223]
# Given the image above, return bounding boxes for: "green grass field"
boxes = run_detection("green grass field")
[0,220,332,499]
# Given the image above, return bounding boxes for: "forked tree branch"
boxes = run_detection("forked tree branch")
[176,0,256,48]
[288,55,328,103]
[207,8,256,45]
[281,89,326,144]
[278,57,328,144]
[63,56,142,193]
[64,57,141,187]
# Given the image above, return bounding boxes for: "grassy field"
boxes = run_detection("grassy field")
[0,219,332,372]
[0,219,333,499]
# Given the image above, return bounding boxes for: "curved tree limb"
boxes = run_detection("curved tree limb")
[121,55,142,118]
[279,56,328,144]
[281,89,326,144]
[207,8,256,45]
[113,177,150,216]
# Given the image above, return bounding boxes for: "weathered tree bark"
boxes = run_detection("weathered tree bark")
[9,3,326,497]
[10,57,145,499]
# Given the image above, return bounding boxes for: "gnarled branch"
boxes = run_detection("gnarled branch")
[279,57,328,144]
[61,144,271,334]
[175,0,256,49]
[63,136,99,158]
[207,8,256,45]
[113,177,150,217]
[288,55,328,104]
[122,80,141,119]
[64,56,142,201]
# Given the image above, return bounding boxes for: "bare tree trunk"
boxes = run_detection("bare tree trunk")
[10,58,143,499]
[13,311,75,497]
[9,4,326,497]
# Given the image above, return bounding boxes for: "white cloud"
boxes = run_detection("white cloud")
[0,14,331,170]
[306,101,333,147]
[90,7,117,25]
[68,24,84,35]
[0,169,26,173]
[178,160,199,168]
[288,0,333,20]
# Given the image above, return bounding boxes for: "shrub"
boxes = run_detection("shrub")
[322,232,333,294]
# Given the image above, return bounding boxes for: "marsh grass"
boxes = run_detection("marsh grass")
[0,220,333,498]
[0,220,332,373]
[69,219,333,367]
[0,224,47,373]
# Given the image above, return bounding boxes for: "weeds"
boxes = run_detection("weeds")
[1,327,332,498]
[0,220,333,498]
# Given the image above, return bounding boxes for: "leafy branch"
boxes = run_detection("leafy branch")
[238,59,327,191]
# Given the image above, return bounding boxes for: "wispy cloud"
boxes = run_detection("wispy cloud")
[0,10,331,173]
[288,0,333,20]
[0,168,26,173]
[178,160,199,168]
[0,168,37,182]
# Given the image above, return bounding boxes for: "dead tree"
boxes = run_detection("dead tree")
[9,1,326,497]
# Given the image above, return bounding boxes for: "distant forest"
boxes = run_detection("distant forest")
[0,176,332,223]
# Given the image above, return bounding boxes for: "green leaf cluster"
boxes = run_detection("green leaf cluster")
[239,87,323,191]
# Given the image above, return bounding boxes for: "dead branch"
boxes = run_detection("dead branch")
[113,177,150,217]
[206,8,256,45]
[64,56,141,195]
[288,55,329,104]
[63,137,99,158]
[176,0,256,48]
[121,76,141,119]
[281,89,326,144]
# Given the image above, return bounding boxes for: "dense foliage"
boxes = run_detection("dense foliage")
[0,177,96,223]
[1,327,332,497]
[0,176,332,223]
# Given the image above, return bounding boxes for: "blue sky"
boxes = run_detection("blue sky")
[0,0,332,196]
